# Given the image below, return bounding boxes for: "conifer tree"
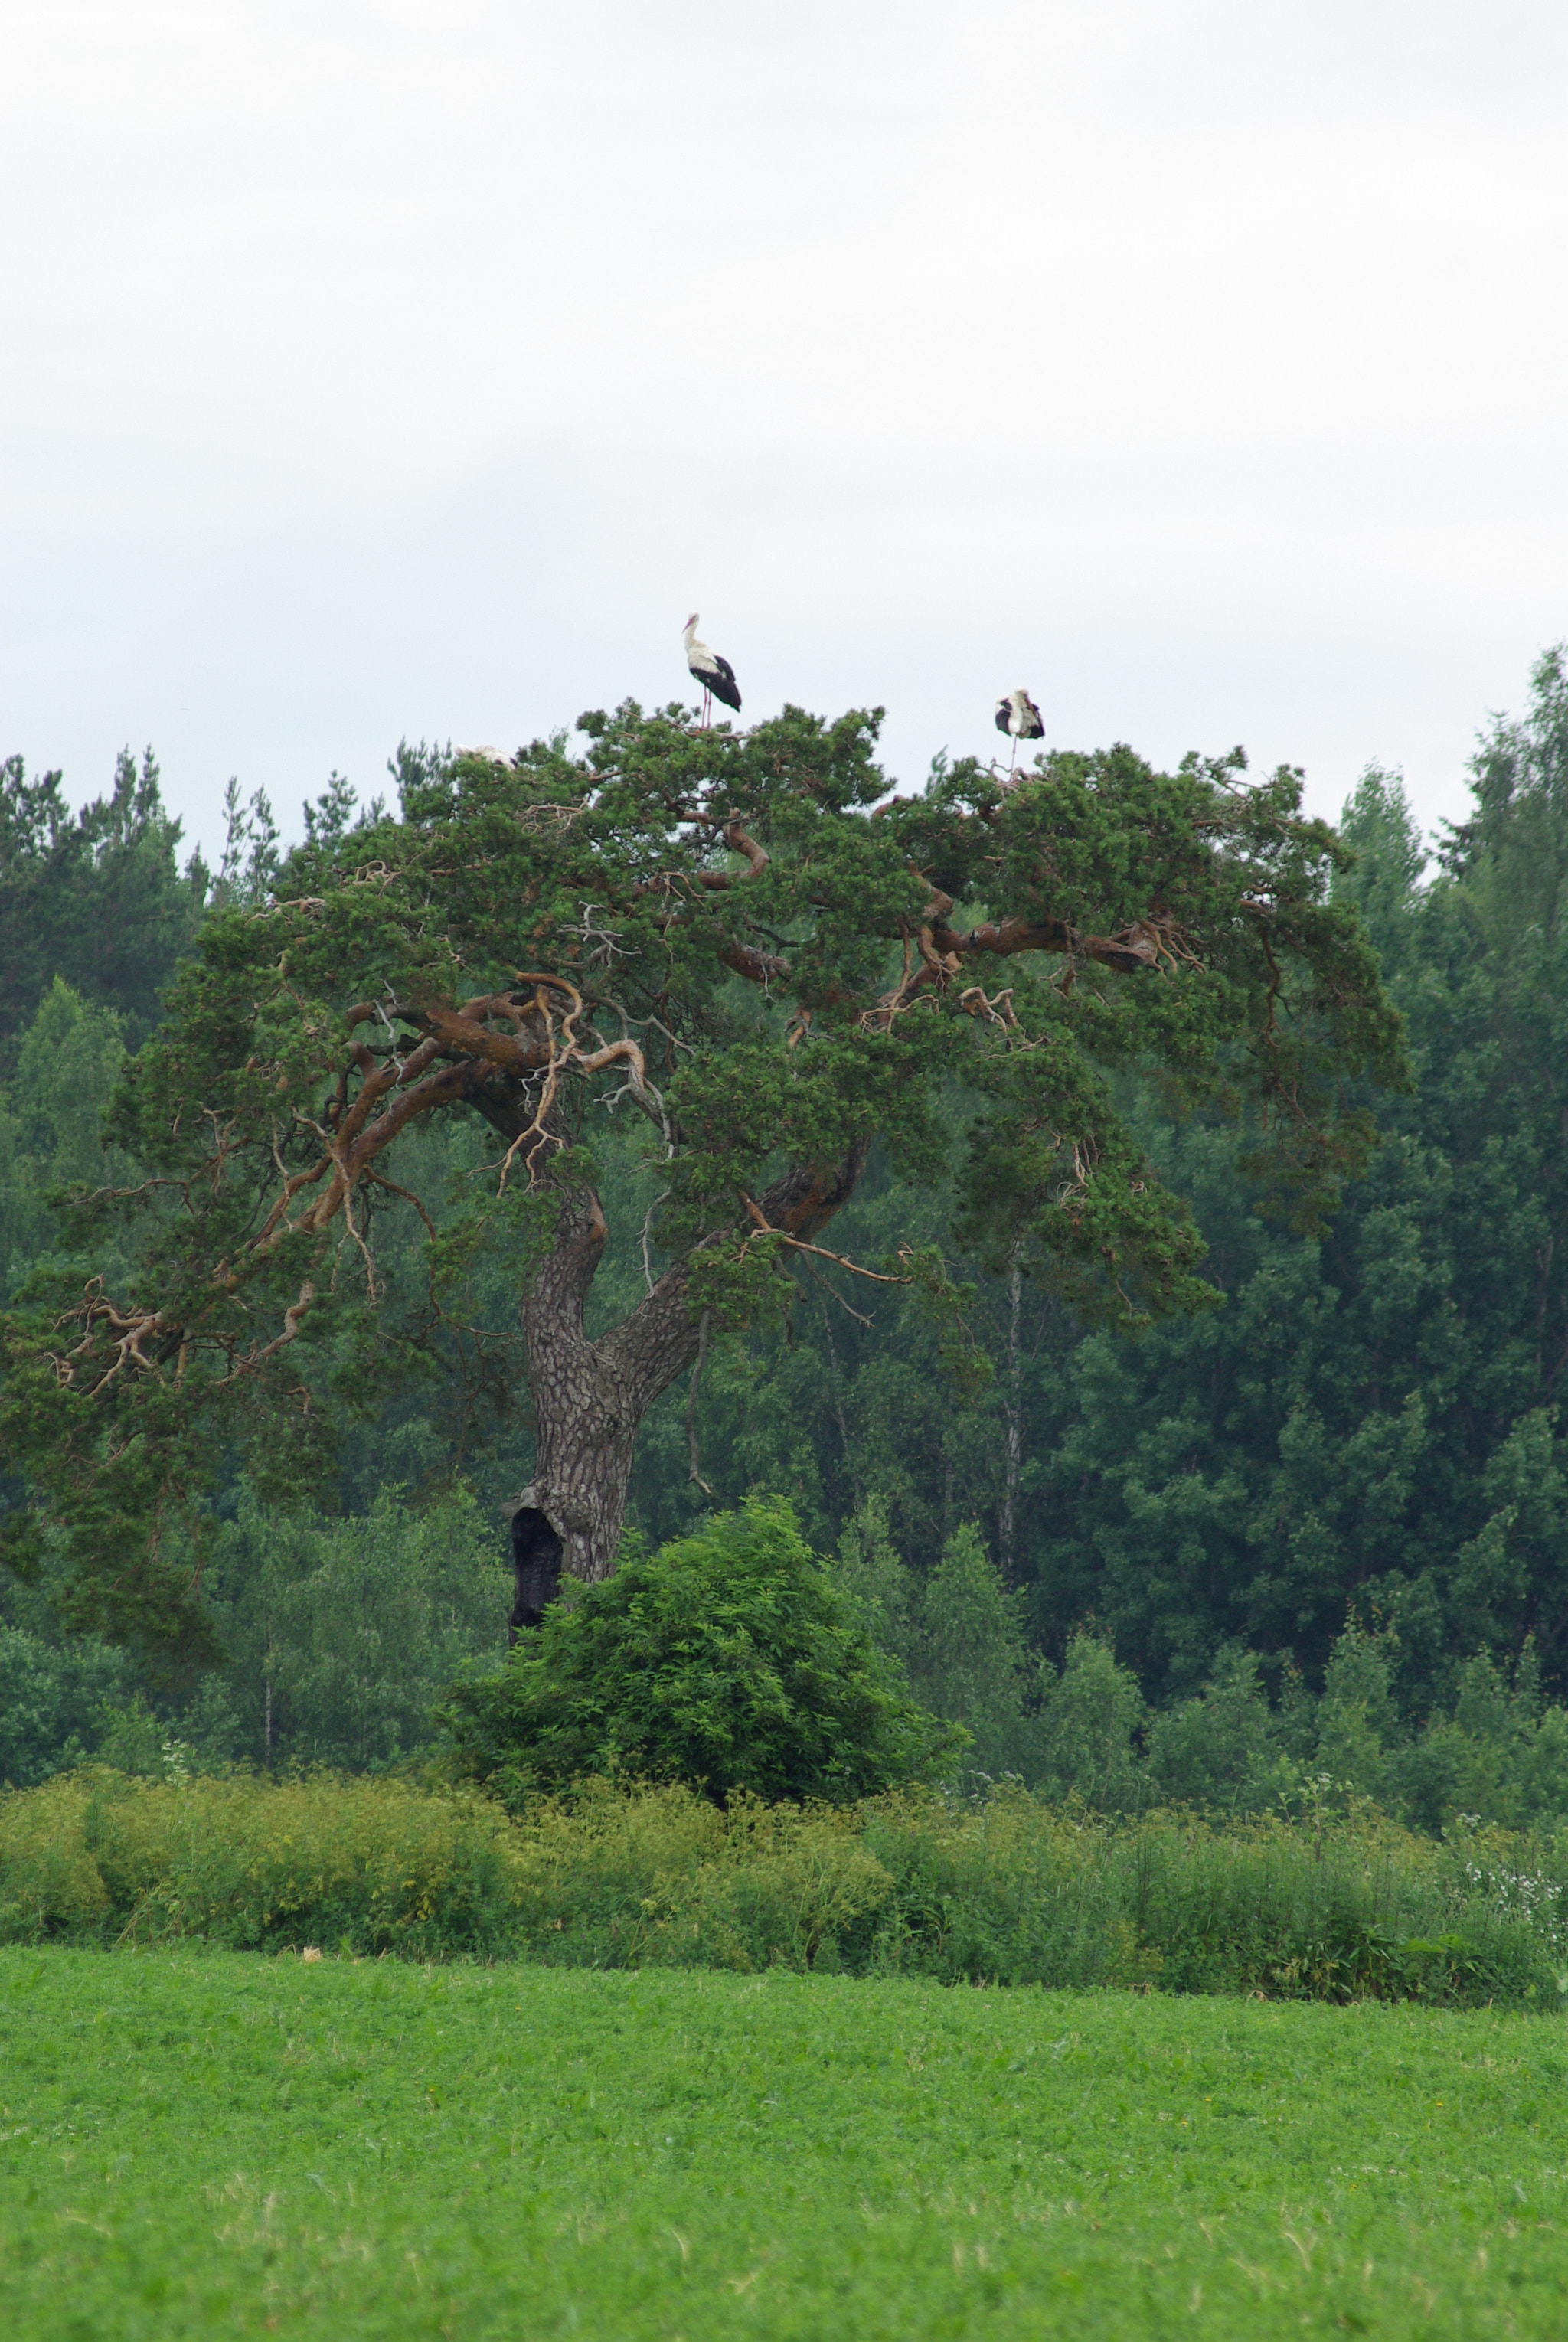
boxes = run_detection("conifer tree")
[1,705,1403,1651]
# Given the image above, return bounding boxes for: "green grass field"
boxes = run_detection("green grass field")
[2,1949,1566,2338]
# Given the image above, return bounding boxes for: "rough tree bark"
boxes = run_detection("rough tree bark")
[475,1078,869,1583]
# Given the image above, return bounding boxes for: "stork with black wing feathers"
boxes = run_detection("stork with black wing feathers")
[683,613,742,728]
[995,686,1045,776]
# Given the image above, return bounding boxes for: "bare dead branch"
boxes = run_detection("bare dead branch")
[740,1195,915,1287]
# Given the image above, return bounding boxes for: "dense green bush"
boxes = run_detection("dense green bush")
[442,1497,963,1806]
[856,1795,1563,2007]
[2,1769,1561,2007]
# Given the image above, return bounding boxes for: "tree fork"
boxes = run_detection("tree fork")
[475,1078,870,1583]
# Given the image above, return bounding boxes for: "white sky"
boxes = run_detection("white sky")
[3,0,1566,859]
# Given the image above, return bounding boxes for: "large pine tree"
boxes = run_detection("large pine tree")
[1,704,1403,1652]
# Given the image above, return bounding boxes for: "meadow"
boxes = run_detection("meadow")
[2,1946,1566,2340]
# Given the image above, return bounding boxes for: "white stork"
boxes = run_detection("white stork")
[994,686,1044,776]
[683,613,742,728]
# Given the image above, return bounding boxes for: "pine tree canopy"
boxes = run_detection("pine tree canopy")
[0,703,1406,1653]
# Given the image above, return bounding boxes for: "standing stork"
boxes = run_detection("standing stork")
[683,613,742,728]
[994,686,1045,776]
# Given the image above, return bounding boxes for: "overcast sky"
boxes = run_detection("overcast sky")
[4,0,1566,859]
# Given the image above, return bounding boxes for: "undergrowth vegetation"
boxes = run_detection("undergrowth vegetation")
[442,1498,964,1805]
[2,1768,1563,2010]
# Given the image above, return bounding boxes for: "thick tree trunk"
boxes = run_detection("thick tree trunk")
[518,1181,692,1582]
[476,1080,867,1589]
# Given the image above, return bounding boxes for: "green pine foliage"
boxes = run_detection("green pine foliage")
[442,1498,964,1806]
[616,655,1568,1707]
[2,652,1567,1818]
[0,697,1403,1648]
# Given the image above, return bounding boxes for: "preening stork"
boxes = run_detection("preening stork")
[683,613,742,727]
[994,686,1045,776]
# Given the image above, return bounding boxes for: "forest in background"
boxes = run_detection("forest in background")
[2,654,1565,1829]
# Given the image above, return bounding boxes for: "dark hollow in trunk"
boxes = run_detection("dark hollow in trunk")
[508,1504,565,1641]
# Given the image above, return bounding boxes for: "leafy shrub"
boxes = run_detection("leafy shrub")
[858,1788,1152,1988]
[0,1770,112,1937]
[442,1498,962,1805]
[1120,1811,1558,2006]
[860,1792,1560,2007]
[508,1781,894,1972]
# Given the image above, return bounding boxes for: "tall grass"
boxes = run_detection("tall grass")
[0,1769,525,1959]
[1,1769,1561,2007]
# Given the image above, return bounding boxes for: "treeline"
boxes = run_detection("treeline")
[2,657,1566,1816]
[11,1488,1568,1844]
